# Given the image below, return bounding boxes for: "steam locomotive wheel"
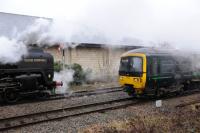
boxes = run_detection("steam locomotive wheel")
[36,92,50,100]
[3,89,19,103]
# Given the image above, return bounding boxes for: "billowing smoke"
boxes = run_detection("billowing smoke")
[53,69,74,94]
[17,18,108,47]
[1,0,200,49]
[0,36,27,64]
[17,18,52,45]
[12,0,200,51]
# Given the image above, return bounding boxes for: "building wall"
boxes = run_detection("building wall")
[69,47,105,74]
[107,47,127,76]
[45,46,128,78]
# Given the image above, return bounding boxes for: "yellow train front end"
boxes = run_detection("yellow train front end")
[119,53,147,95]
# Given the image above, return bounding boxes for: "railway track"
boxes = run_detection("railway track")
[0,96,138,131]
[0,87,199,131]
[175,96,200,108]
[0,86,123,106]
[58,86,123,98]
[176,100,200,108]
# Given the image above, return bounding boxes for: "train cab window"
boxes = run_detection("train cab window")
[160,59,175,74]
[119,58,129,72]
[119,57,142,72]
[130,57,142,72]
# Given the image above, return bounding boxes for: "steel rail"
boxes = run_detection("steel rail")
[0,96,137,131]
[176,100,200,108]
[0,86,123,106]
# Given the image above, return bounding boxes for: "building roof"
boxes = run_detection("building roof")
[77,43,142,49]
[47,42,143,49]
[0,12,51,39]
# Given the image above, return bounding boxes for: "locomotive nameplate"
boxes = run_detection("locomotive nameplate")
[24,58,47,63]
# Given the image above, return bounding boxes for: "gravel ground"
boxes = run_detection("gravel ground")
[2,92,200,133]
[0,89,127,119]
[70,82,120,91]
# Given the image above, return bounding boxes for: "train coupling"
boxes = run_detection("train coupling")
[123,86,135,96]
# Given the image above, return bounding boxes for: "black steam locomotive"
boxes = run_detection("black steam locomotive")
[0,47,62,103]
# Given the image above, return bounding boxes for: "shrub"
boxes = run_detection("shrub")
[54,62,88,85]
[54,62,62,72]
[70,63,86,85]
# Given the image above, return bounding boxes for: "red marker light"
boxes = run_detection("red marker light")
[56,81,63,87]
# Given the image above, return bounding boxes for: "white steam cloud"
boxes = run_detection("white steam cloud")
[1,0,200,50]
[78,0,200,50]
[10,0,200,51]
[17,18,52,45]
[54,69,74,94]
[0,36,27,64]
[17,18,108,47]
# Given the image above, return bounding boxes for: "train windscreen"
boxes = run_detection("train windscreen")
[119,56,143,76]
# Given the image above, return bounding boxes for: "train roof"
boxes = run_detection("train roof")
[122,47,200,59]
[122,47,171,56]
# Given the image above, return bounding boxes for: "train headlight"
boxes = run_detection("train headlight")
[48,74,51,78]
[133,78,138,82]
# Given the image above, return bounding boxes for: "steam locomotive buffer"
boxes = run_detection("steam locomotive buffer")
[0,47,62,103]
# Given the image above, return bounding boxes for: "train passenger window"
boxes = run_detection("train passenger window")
[150,58,158,75]
[160,59,175,74]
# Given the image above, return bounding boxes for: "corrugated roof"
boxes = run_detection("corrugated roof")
[0,12,51,39]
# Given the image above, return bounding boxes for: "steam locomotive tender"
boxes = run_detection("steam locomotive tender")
[119,48,200,97]
[0,47,62,103]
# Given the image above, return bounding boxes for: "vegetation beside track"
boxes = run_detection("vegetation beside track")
[81,97,200,133]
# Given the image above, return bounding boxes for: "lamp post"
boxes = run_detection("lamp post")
[62,48,65,70]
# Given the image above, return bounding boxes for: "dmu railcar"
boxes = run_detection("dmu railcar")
[119,48,200,97]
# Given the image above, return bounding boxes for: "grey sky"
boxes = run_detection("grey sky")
[0,0,200,50]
